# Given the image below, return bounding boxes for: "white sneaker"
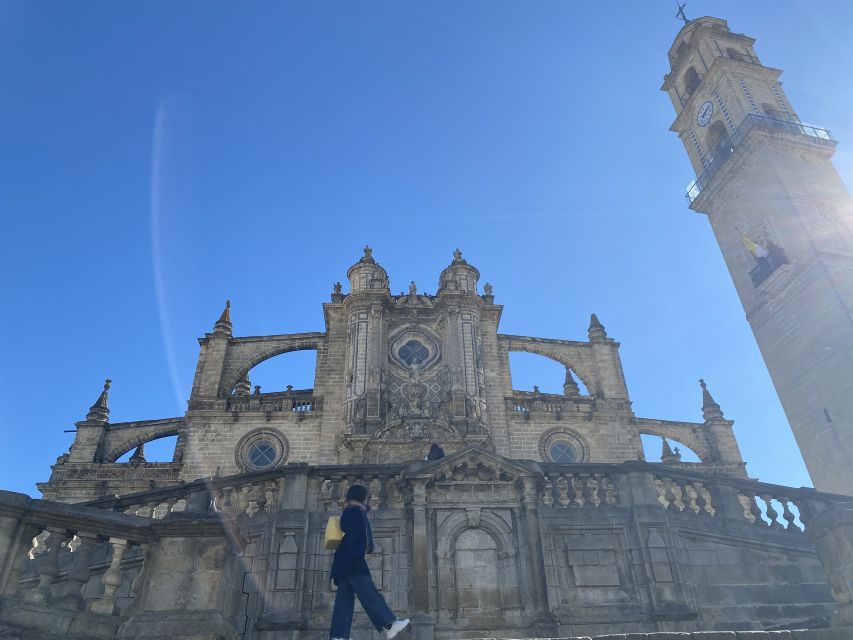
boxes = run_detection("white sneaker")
[385,619,410,640]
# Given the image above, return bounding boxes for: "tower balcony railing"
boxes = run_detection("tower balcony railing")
[685,114,834,205]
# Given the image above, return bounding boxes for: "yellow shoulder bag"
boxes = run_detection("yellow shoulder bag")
[324,515,344,550]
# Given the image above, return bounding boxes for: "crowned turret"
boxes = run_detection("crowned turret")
[438,249,480,294]
[346,245,389,294]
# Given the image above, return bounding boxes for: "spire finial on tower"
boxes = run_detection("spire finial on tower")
[700,378,725,422]
[588,313,608,342]
[213,299,232,336]
[86,379,112,422]
[675,1,689,25]
[453,248,463,263]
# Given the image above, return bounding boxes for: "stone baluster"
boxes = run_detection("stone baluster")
[663,478,678,510]
[57,532,98,609]
[746,493,764,525]
[586,476,601,507]
[264,481,277,512]
[596,475,610,506]
[762,495,782,529]
[4,524,42,597]
[320,479,334,510]
[679,481,698,513]
[693,483,709,515]
[27,527,66,603]
[654,479,669,509]
[780,499,799,531]
[235,485,251,516]
[369,478,382,510]
[580,474,594,507]
[88,537,129,615]
[541,479,554,508]
[556,476,570,507]
[155,498,177,519]
[335,478,348,507]
[567,475,581,507]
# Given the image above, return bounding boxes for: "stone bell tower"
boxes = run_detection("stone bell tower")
[663,16,853,494]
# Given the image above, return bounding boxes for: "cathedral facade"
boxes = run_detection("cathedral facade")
[2,13,853,640]
[40,247,746,503]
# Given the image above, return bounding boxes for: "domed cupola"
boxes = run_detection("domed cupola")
[438,249,480,294]
[346,245,389,293]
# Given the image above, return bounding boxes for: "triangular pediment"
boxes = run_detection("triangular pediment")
[403,445,539,484]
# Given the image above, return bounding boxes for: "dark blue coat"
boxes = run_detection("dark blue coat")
[330,505,374,583]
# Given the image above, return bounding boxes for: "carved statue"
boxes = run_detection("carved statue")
[484,282,493,296]
[409,281,417,295]
[453,248,462,261]
[333,281,342,294]
[363,245,372,259]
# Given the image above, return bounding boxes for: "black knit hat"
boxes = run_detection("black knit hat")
[345,484,368,503]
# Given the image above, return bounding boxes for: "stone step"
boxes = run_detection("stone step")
[467,629,853,640]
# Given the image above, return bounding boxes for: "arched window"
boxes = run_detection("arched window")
[683,67,701,96]
[706,120,729,156]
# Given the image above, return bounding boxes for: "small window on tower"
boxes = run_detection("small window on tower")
[399,340,429,366]
[684,67,701,95]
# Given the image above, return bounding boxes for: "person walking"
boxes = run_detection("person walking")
[329,484,409,640]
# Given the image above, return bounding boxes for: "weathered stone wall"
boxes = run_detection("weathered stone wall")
[19,450,850,640]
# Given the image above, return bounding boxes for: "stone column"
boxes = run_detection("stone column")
[409,481,434,640]
[518,476,557,635]
[0,491,32,596]
[805,501,853,627]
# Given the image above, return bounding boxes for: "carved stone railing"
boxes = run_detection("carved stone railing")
[534,462,847,534]
[0,490,246,640]
[650,465,845,533]
[225,389,321,418]
[0,491,153,633]
[507,391,594,415]
[82,463,408,520]
[540,465,619,508]
[315,466,406,511]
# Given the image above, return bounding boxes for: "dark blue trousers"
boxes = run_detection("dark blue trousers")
[329,573,395,639]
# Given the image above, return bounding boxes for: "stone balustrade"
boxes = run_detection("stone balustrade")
[225,389,321,417]
[4,456,853,639]
[507,391,594,415]
[316,468,404,511]
[540,467,619,508]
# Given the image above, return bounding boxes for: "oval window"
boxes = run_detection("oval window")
[549,439,576,464]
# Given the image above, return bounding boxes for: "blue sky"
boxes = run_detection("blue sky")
[2,1,852,496]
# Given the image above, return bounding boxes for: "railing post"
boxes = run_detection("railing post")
[2,522,41,597]
[805,502,853,627]
[616,463,658,508]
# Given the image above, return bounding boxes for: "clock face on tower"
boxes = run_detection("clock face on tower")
[697,101,714,127]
